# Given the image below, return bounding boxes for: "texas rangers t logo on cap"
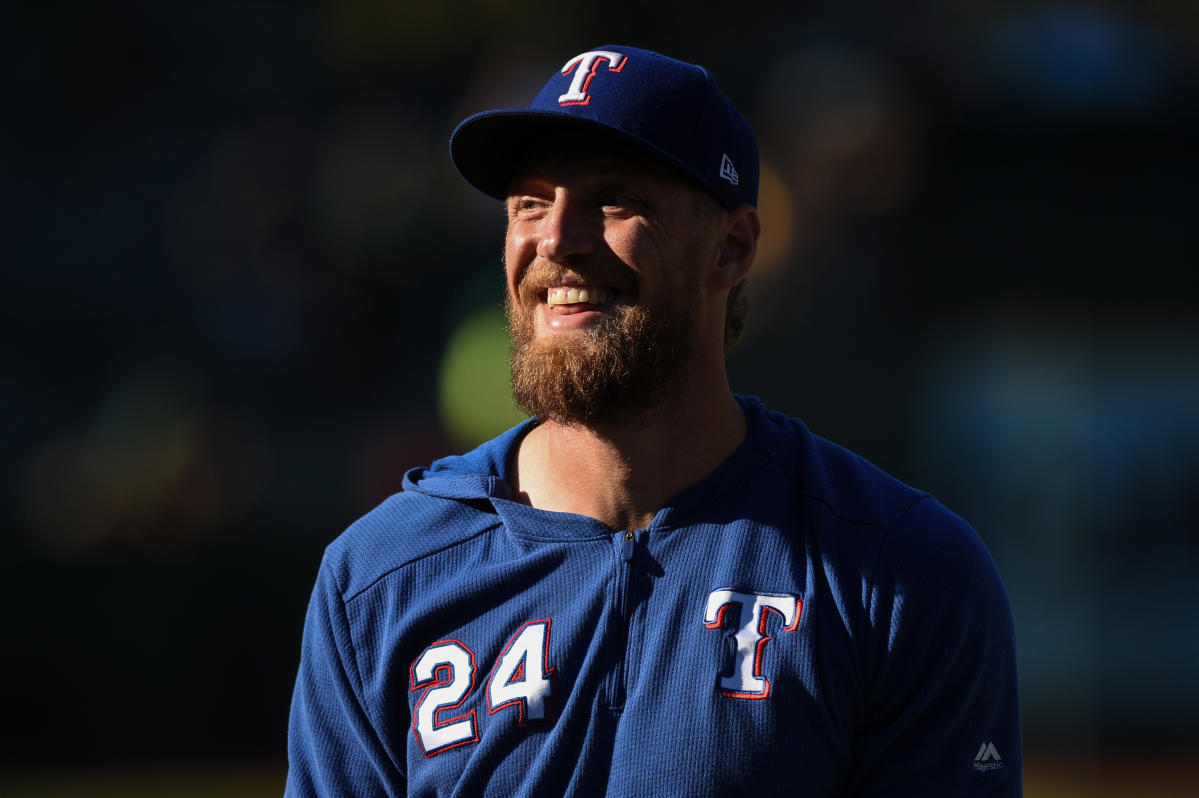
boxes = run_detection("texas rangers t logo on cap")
[558,50,628,106]
[450,44,760,209]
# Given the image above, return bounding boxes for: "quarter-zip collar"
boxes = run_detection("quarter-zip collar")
[400,396,795,539]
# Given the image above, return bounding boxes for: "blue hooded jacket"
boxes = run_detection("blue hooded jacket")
[286,395,1021,797]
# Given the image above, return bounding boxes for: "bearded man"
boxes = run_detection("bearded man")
[285,46,1022,797]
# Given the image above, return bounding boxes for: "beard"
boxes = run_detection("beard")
[506,276,699,427]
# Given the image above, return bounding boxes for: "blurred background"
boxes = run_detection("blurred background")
[2,1,1196,795]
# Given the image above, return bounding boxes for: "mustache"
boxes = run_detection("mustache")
[516,259,630,302]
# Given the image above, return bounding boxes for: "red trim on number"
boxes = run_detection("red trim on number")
[409,638,480,757]
[486,618,558,726]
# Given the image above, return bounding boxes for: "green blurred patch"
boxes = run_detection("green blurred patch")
[437,304,527,450]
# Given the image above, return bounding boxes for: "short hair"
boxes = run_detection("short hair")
[724,280,748,352]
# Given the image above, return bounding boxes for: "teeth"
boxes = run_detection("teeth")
[546,286,614,307]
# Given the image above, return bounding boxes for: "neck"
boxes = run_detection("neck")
[510,378,746,532]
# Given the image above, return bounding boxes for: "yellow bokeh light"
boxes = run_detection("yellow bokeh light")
[754,159,797,277]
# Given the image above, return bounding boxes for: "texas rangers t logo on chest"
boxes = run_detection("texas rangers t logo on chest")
[558,50,628,106]
[704,589,802,699]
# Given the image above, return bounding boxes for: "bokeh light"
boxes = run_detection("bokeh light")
[752,160,797,278]
[437,304,527,451]
[4,3,1197,795]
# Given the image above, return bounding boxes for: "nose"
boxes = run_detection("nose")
[536,193,597,261]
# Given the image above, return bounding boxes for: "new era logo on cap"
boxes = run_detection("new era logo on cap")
[449,45,759,210]
[719,153,739,186]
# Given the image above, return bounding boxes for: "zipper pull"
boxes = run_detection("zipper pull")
[621,529,636,562]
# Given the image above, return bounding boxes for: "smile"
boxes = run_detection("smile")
[545,285,617,308]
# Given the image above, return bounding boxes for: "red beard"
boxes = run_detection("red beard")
[506,281,698,427]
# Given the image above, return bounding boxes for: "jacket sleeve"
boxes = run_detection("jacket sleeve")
[849,497,1023,797]
[285,552,405,798]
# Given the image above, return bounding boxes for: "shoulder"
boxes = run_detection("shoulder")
[743,395,930,532]
[743,395,997,587]
[318,421,533,599]
[319,490,504,604]
[870,495,1009,629]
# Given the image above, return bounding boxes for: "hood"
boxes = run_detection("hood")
[401,417,537,502]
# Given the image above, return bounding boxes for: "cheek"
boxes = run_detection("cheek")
[630,242,698,302]
[504,235,528,296]
[504,255,519,296]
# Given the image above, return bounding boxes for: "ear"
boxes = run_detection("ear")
[709,205,760,291]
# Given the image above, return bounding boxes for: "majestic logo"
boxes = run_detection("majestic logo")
[704,589,801,699]
[558,50,628,106]
[973,741,1004,772]
[719,153,739,186]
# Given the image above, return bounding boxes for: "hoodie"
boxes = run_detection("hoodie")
[285,395,1021,797]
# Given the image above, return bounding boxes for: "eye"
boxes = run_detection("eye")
[599,192,640,215]
[509,196,548,218]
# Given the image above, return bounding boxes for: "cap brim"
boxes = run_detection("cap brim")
[450,109,728,206]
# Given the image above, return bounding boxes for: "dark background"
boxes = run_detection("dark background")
[3,1,1196,794]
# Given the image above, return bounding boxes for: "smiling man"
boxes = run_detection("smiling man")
[285,46,1022,797]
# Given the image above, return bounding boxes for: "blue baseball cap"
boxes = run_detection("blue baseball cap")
[450,45,759,209]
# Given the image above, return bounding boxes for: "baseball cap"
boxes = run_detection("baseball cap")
[450,45,759,209]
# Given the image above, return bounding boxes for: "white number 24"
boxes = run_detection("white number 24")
[409,620,556,757]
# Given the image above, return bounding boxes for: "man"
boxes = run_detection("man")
[286,46,1022,797]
